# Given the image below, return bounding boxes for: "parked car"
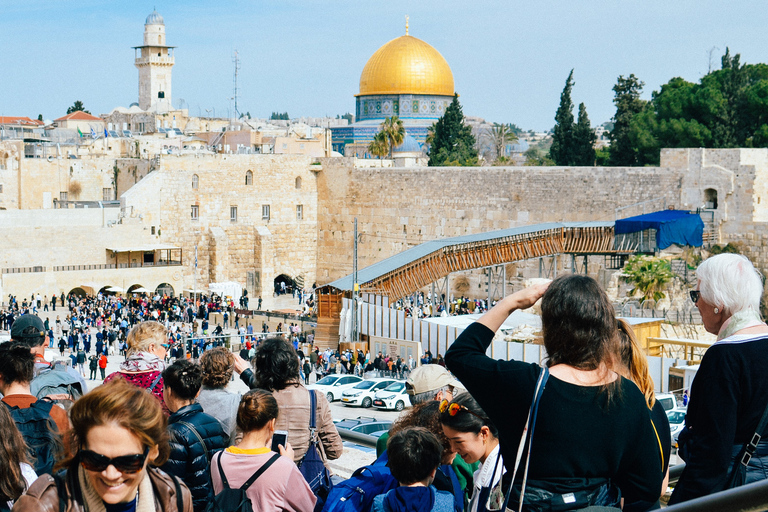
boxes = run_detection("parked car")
[334,417,393,440]
[373,381,412,411]
[656,392,677,412]
[307,374,363,402]
[341,378,398,408]
[667,407,687,447]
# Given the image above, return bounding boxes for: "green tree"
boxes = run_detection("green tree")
[66,101,90,114]
[622,255,674,303]
[608,74,646,166]
[367,131,388,159]
[523,147,554,166]
[428,94,478,166]
[37,114,43,121]
[380,116,405,158]
[550,70,576,165]
[573,103,596,165]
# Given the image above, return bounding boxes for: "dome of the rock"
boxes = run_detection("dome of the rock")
[358,35,454,97]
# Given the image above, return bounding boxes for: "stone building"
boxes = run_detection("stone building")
[134,10,174,113]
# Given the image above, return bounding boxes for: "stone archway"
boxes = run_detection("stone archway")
[68,287,87,298]
[274,274,295,296]
[156,283,174,297]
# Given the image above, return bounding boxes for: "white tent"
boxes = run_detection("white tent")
[208,282,243,304]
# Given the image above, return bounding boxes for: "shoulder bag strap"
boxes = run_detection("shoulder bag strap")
[240,453,281,491]
[214,451,231,489]
[170,472,185,512]
[308,389,317,430]
[736,396,768,469]
[177,420,209,461]
[148,373,163,392]
[500,366,550,512]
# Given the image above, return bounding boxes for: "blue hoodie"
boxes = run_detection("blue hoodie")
[371,486,454,512]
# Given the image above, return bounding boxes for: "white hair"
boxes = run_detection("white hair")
[697,254,764,317]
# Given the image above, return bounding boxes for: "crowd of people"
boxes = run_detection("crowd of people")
[0,253,765,512]
[393,293,492,319]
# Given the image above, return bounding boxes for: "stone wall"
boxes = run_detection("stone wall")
[315,158,683,285]
[121,153,319,309]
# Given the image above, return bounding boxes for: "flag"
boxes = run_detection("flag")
[104,128,108,138]
[77,127,83,138]
[90,127,96,139]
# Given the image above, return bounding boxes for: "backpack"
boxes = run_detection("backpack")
[321,454,397,512]
[31,362,84,411]
[3,399,61,476]
[298,390,333,512]
[206,451,280,512]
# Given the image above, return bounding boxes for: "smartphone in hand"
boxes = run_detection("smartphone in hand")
[271,430,288,452]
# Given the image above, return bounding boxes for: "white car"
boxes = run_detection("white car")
[372,381,412,411]
[341,378,398,408]
[307,375,363,402]
[667,408,687,447]
[656,392,677,412]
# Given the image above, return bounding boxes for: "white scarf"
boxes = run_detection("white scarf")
[718,309,765,340]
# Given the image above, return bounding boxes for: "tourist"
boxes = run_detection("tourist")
[233,337,342,465]
[211,389,315,511]
[439,394,503,512]
[445,275,662,510]
[617,319,670,509]
[161,360,228,512]
[372,427,454,512]
[197,347,241,444]
[14,379,193,512]
[104,321,168,409]
[670,254,768,503]
[0,405,37,510]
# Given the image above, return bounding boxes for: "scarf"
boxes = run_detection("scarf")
[383,486,435,512]
[77,464,155,512]
[718,309,765,340]
[119,351,165,373]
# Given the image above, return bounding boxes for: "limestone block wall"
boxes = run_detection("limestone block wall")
[120,154,319,306]
[315,158,683,285]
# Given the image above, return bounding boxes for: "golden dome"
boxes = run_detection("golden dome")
[358,35,454,97]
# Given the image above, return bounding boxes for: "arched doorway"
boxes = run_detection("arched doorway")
[156,283,174,297]
[274,274,295,296]
[127,284,145,294]
[68,287,87,298]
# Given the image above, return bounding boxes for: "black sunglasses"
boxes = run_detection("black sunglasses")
[689,290,701,304]
[79,446,150,474]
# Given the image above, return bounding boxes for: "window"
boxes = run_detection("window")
[103,188,112,201]
[0,184,4,193]
[230,206,237,222]
[262,205,270,221]
[191,205,199,220]
[158,91,165,99]
[295,177,302,189]
[296,204,303,220]
[60,191,68,201]
[245,170,253,185]
[151,226,156,235]
[704,188,718,209]
[192,174,199,189]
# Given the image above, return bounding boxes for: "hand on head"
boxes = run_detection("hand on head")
[509,281,550,310]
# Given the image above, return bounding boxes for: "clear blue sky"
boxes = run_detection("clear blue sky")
[2,1,767,131]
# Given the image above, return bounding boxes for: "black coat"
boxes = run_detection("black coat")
[161,403,228,512]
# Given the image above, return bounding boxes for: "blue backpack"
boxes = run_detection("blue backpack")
[322,453,397,512]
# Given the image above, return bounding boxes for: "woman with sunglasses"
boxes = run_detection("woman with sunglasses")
[445,275,662,511]
[104,321,169,411]
[14,378,192,512]
[670,254,768,504]
[439,394,504,512]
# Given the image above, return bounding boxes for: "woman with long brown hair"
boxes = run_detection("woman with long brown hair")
[445,274,662,511]
[0,405,36,510]
[14,379,192,512]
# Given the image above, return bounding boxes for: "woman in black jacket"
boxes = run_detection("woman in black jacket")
[161,360,228,512]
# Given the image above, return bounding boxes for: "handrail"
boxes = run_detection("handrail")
[664,477,768,512]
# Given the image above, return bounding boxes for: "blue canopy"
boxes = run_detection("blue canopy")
[615,210,704,250]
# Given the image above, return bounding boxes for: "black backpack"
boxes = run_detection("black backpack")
[4,399,61,475]
[206,451,280,512]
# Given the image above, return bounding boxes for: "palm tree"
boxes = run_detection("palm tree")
[367,131,388,159]
[489,123,518,162]
[381,116,405,158]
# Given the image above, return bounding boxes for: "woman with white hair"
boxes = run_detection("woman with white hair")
[670,253,768,504]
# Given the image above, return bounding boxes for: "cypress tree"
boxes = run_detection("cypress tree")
[573,103,596,165]
[609,74,646,166]
[550,70,575,165]
[428,94,478,166]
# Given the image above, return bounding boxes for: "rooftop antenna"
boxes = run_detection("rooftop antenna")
[232,49,240,118]
[405,15,409,35]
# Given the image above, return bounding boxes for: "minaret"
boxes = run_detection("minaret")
[133,11,175,112]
